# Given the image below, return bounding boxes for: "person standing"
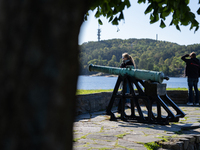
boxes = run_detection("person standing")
[120,53,136,68]
[181,52,200,106]
[120,53,136,108]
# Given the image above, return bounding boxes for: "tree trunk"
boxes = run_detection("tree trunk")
[0,0,88,149]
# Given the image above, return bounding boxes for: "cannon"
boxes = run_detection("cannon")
[89,64,185,125]
[89,64,168,83]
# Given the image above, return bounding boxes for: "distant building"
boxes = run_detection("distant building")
[97,25,101,42]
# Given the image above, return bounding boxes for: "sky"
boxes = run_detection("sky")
[78,1,200,46]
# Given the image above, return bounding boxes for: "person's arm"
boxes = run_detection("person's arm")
[120,61,125,68]
[181,54,189,62]
[120,63,125,68]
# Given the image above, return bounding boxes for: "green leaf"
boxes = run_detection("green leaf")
[84,15,88,21]
[145,4,153,14]
[161,7,172,19]
[195,26,199,32]
[113,8,118,14]
[107,11,112,18]
[191,20,199,31]
[124,0,131,8]
[95,8,100,18]
[193,20,199,26]
[112,17,119,25]
[98,19,103,25]
[151,13,159,23]
[176,25,180,31]
[117,2,125,12]
[138,0,146,4]
[185,0,190,5]
[119,12,124,20]
[108,16,113,22]
[174,19,179,26]
[189,24,194,30]
[102,3,108,14]
[149,7,160,24]
[150,14,154,23]
[160,20,166,28]
[197,8,200,15]
[169,19,173,26]
[84,12,89,21]
[172,12,179,25]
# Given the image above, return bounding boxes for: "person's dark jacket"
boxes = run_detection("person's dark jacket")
[181,54,200,78]
[120,60,134,68]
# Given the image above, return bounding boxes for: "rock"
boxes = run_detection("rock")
[179,138,189,150]
[194,134,200,143]
[161,140,183,150]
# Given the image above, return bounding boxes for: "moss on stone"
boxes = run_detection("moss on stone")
[115,132,129,138]
[144,142,161,150]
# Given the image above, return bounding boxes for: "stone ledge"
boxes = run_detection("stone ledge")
[76,90,189,115]
[158,134,200,150]
[76,92,119,115]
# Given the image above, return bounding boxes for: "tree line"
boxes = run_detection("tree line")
[79,38,200,76]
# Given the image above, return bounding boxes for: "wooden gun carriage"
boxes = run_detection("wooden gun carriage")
[89,64,185,125]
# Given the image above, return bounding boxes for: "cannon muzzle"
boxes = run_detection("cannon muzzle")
[89,64,169,83]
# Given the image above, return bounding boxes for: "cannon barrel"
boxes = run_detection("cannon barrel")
[89,64,169,83]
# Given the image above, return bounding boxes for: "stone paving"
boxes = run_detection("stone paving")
[73,105,200,150]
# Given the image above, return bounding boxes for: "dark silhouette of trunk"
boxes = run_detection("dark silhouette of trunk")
[0,0,88,149]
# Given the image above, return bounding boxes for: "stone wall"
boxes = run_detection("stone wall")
[76,90,189,115]
[167,90,188,104]
[158,134,200,150]
[76,92,119,115]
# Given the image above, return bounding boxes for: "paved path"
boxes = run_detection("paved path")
[73,105,200,150]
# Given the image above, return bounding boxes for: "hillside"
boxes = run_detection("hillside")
[79,38,200,76]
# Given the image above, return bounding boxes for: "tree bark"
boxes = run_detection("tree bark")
[0,0,88,149]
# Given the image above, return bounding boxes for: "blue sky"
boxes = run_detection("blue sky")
[79,1,200,46]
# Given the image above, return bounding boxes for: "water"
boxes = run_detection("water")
[77,75,193,90]
[77,76,118,90]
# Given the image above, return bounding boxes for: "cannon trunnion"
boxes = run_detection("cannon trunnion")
[89,64,185,125]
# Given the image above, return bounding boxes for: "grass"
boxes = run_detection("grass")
[73,133,91,142]
[143,142,161,150]
[115,132,129,138]
[76,89,114,95]
[167,87,188,91]
[114,140,135,150]
[76,88,189,95]
[157,135,178,142]
[173,130,183,135]
[100,126,104,133]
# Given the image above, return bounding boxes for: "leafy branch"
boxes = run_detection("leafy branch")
[85,0,200,31]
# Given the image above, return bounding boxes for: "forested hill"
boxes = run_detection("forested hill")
[79,38,200,76]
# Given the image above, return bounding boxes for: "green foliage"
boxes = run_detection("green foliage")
[79,38,200,76]
[144,142,161,150]
[87,0,131,25]
[145,0,199,31]
[86,0,199,31]
[173,130,183,135]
